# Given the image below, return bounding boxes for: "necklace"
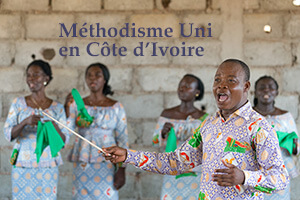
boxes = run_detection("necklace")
[31,96,47,110]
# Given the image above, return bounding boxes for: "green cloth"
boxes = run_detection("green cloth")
[35,121,65,163]
[165,127,177,153]
[164,127,198,179]
[276,131,298,155]
[71,88,94,127]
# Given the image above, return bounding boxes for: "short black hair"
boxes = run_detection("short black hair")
[183,74,205,101]
[223,59,250,82]
[26,60,53,86]
[85,62,114,96]
[254,75,278,90]
[253,75,279,106]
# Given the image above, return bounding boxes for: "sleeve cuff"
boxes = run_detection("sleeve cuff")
[124,149,134,164]
[243,170,251,186]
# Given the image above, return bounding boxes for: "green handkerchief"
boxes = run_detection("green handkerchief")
[71,88,94,127]
[35,121,65,163]
[276,131,298,155]
[165,127,177,153]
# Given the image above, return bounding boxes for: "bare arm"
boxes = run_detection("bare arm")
[64,93,74,118]
[11,115,42,140]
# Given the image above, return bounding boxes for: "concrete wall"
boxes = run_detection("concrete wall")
[0,0,300,199]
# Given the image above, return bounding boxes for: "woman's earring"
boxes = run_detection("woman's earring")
[44,81,47,86]
[195,94,199,97]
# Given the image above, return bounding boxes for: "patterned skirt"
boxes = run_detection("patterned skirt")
[72,162,118,200]
[12,166,59,200]
[160,172,201,200]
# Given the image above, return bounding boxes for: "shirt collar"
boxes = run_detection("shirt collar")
[216,101,252,122]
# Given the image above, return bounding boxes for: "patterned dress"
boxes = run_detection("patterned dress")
[67,101,128,200]
[125,102,289,200]
[264,112,299,200]
[152,114,208,200]
[3,97,69,200]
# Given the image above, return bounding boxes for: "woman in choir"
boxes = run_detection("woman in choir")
[253,75,299,200]
[65,62,128,200]
[4,60,69,200]
[152,74,208,200]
